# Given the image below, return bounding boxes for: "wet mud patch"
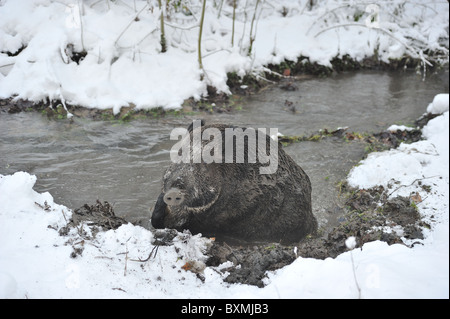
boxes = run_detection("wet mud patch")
[62,200,128,236]
[364,128,423,151]
[277,124,423,148]
[265,54,443,79]
[206,242,296,287]
[0,95,245,120]
[303,184,426,257]
[58,200,129,258]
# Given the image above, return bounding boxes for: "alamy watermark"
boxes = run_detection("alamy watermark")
[169,120,279,174]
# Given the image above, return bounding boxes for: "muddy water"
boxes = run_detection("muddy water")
[0,70,448,230]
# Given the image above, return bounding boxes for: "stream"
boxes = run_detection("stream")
[0,70,448,230]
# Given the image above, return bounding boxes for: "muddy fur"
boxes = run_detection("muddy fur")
[151,122,317,243]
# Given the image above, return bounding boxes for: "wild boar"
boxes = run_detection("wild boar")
[151,121,316,243]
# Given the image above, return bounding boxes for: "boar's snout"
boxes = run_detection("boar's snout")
[163,188,185,206]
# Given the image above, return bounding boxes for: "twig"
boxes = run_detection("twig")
[123,237,131,276]
[0,63,15,69]
[136,28,159,46]
[216,0,224,18]
[314,23,433,66]
[164,21,199,30]
[387,175,441,197]
[254,73,276,84]
[261,67,289,79]
[350,251,361,299]
[94,256,113,260]
[306,4,351,36]
[58,87,73,118]
[223,242,240,264]
[115,3,149,46]
[201,48,232,59]
[112,287,127,293]
[89,0,103,8]
[61,209,68,223]
[130,245,160,262]
[345,237,361,298]
[124,245,128,276]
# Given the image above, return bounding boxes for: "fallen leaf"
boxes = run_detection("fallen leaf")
[181,262,192,271]
[410,192,422,204]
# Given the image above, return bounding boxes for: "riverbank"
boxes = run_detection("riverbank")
[1,66,448,124]
[1,0,448,115]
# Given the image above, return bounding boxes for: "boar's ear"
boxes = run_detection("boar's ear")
[187,119,205,132]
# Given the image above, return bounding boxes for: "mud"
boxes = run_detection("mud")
[58,200,127,240]
[71,200,128,230]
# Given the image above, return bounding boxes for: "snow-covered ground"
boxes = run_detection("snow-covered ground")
[1,94,448,299]
[0,0,448,113]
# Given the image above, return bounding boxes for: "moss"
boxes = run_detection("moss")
[266,56,333,79]
[226,71,264,93]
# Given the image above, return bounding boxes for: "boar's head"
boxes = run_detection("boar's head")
[151,161,222,232]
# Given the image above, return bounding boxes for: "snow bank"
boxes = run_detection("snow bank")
[0,0,448,112]
[1,95,448,298]
[427,93,450,114]
[0,172,223,298]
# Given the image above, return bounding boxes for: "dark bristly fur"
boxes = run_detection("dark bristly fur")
[151,122,317,243]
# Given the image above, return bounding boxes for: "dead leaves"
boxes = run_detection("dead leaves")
[410,192,423,204]
[181,261,206,274]
[181,262,193,271]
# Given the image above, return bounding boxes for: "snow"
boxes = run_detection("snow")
[427,93,450,114]
[387,124,415,132]
[345,236,357,250]
[0,0,448,113]
[1,95,448,299]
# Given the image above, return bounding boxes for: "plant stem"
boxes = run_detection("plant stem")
[78,0,85,51]
[231,0,236,46]
[158,0,167,52]
[248,0,260,56]
[198,0,207,80]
